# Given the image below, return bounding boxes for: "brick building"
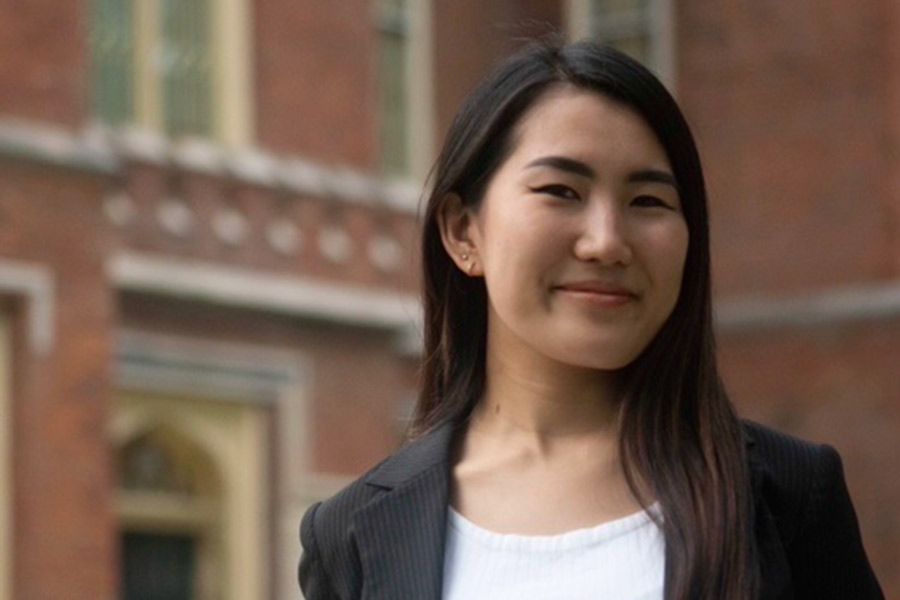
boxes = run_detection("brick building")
[0,1,896,599]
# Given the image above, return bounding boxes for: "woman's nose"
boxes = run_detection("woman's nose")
[572,203,634,266]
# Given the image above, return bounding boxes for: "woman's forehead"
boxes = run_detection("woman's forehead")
[505,87,671,172]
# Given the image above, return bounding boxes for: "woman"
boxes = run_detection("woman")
[299,41,883,600]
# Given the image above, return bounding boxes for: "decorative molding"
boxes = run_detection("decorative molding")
[0,119,118,174]
[228,148,278,186]
[116,329,306,404]
[318,227,353,265]
[212,209,249,246]
[103,190,138,228]
[368,235,403,272]
[108,252,421,331]
[170,137,226,174]
[716,282,900,333]
[156,198,194,237]
[0,119,422,213]
[265,219,302,256]
[0,260,55,356]
[113,126,169,164]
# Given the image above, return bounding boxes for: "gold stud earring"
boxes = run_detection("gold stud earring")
[461,253,469,261]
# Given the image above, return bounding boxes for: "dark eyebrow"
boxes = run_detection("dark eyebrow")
[628,169,679,190]
[524,156,595,179]
[525,156,679,191]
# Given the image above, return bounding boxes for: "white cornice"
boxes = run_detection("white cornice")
[108,252,422,332]
[0,119,422,213]
[716,282,900,333]
[0,119,118,174]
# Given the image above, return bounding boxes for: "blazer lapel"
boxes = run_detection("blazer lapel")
[351,421,791,600]
[353,422,456,600]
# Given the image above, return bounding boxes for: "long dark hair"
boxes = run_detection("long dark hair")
[414,41,758,600]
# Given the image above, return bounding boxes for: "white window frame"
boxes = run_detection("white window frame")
[567,0,676,89]
[0,260,56,600]
[375,0,435,184]
[89,0,254,147]
[0,310,11,600]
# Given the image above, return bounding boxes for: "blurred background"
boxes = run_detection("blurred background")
[0,0,897,598]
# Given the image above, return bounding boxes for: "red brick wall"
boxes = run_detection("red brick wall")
[678,0,894,296]
[0,1,86,127]
[0,161,115,600]
[254,0,379,166]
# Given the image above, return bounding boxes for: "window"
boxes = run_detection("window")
[87,0,252,146]
[377,0,435,180]
[568,0,674,84]
[378,0,411,177]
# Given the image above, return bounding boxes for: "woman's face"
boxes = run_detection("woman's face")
[459,86,689,372]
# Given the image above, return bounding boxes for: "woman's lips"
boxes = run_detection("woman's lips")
[554,282,638,307]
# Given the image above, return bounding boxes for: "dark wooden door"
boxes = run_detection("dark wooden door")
[121,532,195,600]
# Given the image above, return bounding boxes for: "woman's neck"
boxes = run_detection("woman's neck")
[470,341,623,455]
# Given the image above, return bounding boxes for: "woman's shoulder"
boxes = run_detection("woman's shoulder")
[302,420,456,541]
[306,420,457,526]
[741,419,842,501]
[741,419,839,473]
[741,419,852,541]
[298,452,400,599]
[299,422,457,597]
[741,422,883,596]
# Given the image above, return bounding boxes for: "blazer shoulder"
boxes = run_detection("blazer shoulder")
[743,420,885,597]
[299,458,391,599]
[300,422,457,596]
[742,420,850,542]
[742,419,830,477]
[308,420,457,537]
[302,453,392,555]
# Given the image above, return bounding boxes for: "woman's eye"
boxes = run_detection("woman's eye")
[631,195,673,209]
[530,184,580,200]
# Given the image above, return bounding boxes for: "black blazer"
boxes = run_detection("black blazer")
[299,420,883,599]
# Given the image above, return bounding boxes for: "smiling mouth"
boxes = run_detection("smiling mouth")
[553,283,639,307]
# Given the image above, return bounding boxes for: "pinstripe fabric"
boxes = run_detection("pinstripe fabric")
[299,420,884,600]
[747,424,883,599]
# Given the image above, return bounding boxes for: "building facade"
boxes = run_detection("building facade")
[0,1,896,598]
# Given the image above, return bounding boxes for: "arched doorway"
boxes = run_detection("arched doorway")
[116,425,223,600]
[112,386,270,600]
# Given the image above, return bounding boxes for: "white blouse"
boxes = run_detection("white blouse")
[442,505,665,600]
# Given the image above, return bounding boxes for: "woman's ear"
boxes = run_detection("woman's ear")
[436,193,483,276]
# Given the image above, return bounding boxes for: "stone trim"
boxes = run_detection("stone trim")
[0,260,55,356]
[0,119,422,213]
[0,119,118,174]
[115,328,314,479]
[716,282,900,333]
[108,252,422,331]
[0,313,10,600]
